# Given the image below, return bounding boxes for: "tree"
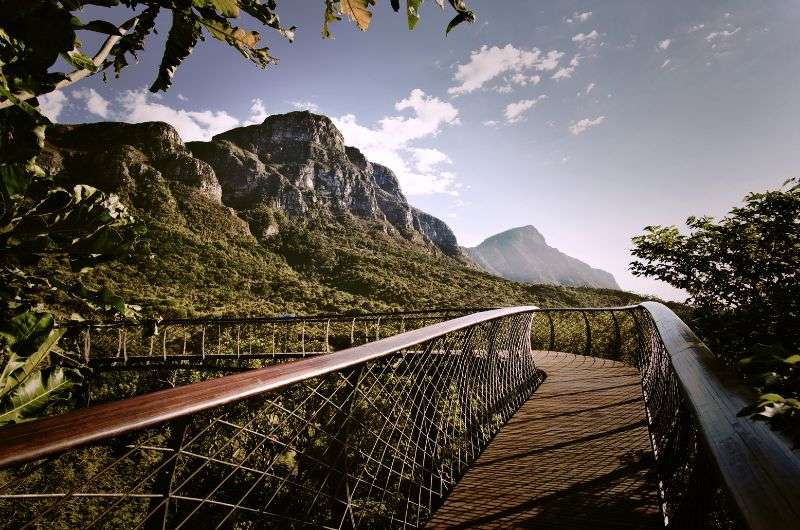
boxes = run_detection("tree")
[630,179,800,442]
[0,0,476,424]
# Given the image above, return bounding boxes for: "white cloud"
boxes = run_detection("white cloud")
[552,54,581,80]
[530,75,542,85]
[569,116,606,135]
[332,89,461,196]
[566,11,592,24]
[291,100,319,112]
[572,30,600,47]
[177,93,188,101]
[449,45,564,95]
[72,88,110,118]
[585,82,596,95]
[408,147,451,173]
[482,120,500,127]
[689,24,705,33]
[37,91,68,122]
[242,98,268,126]
[706,27,741,42]
[504,95,547,123]
[511,73,527,85]
[116,89,240,141]
[658,39,671,50]
[661,58,672,69]
[492,84,513,94]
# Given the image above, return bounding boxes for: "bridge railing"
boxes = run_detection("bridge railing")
[59,308,481,367]
[0,307,543,528]
[635,302,800,530]
[61,306,641,407]
[0,304,798,529]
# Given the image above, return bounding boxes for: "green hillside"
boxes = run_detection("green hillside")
[35,119,644,319]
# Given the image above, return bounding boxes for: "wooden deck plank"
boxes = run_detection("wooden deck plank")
[427,351,662,529]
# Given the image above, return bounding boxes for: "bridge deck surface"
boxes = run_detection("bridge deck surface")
[427,351,662,529]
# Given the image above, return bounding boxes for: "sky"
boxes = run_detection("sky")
[41,1,800,301]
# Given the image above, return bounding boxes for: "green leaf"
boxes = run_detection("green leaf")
[407,0,421,30]
[0,367,82,426]
[75,19,123,36]
[446,12,469,34]
[0,164,33,198]
[0,312,53,356]
[201,18,274,68]
[62,49,98,72]
[150,10,202,92]
[212,0,240,17]
[759,393,785,403]
[322,0,341,38]
[783,354,800,365]
[0,326,65,398]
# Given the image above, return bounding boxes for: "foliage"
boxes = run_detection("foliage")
[738,343,800,445]
[0,108,143,423]
[631,179,800,442]
[47,206,645,319]
[0,312,80,426]
[1,0,475,107]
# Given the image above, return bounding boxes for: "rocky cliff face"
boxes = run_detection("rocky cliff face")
[465,226,620,289]
[40,121,252,240]
[39,111,461,257]
[188,111,460,255]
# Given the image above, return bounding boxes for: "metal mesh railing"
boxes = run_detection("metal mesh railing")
[55,309,480,407]
[60,310,480,366]
[0,304,788,529]
[0,309,543,529]
[632,308,742,529]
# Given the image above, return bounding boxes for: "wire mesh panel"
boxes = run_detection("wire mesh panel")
[52,310,478,408]
[632,308,741,529]
[0,312,543,529]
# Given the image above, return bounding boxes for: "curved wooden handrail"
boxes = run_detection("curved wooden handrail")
[641,301,800,530]
[0,306,537,469]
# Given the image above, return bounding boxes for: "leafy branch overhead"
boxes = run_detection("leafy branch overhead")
[1,0,475,107]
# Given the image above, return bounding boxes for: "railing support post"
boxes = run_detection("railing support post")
[581,311,592,356]
[610,310,621,358]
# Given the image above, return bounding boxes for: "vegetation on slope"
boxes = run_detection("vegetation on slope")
[44,207,643,319]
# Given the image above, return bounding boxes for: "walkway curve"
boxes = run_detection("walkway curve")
[427,351,662,529]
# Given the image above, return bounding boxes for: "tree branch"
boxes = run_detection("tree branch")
[0,17,139,111]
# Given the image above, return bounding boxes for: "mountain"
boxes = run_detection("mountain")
[37,112,637,317]
[465,226,620,289]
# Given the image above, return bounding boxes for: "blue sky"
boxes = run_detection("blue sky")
[41,1,800,300]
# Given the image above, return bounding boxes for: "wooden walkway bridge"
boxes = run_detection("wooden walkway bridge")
[0,304,799,529]
[428,352,661,529]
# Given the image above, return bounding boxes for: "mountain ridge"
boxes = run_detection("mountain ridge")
[465,225,620,290]
[35,111,638,317]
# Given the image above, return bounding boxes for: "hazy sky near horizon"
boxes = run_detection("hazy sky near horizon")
[42,1,800,301]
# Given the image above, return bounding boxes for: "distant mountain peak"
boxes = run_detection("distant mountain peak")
[466,225,619,289]
[484,225,547,245]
